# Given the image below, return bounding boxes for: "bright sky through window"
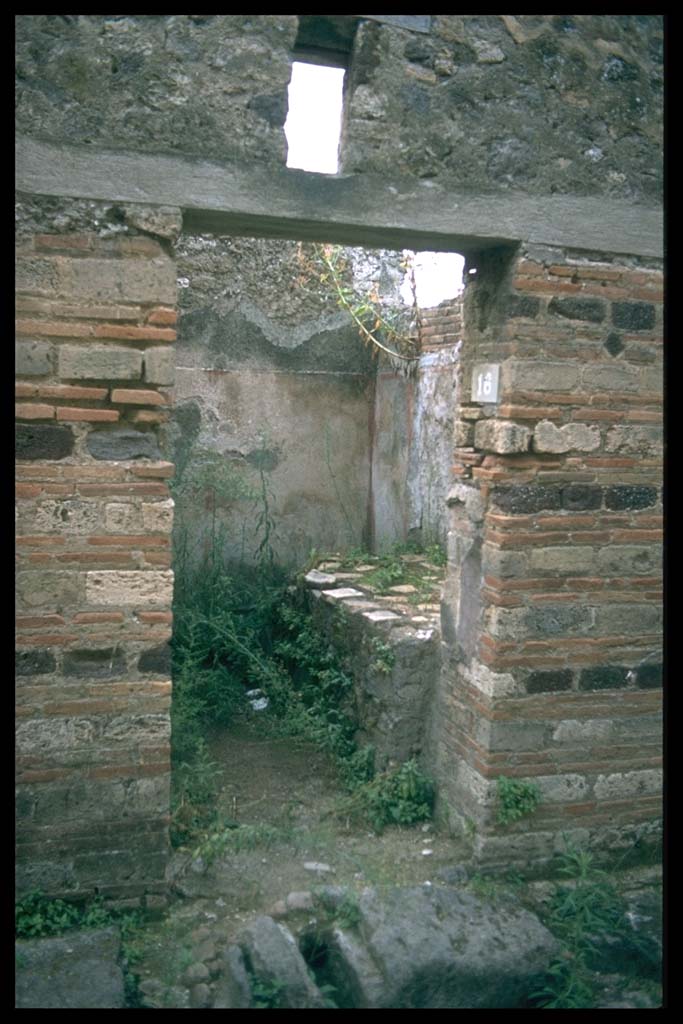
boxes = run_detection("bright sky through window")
[284,63,464,307]
[401,251,465,308]
[285,62,345,174]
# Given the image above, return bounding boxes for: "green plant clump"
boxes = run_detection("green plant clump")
[496,775,542,826]
[531,841,660,1009]
[338,758,435,832]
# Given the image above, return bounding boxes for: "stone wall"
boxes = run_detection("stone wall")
[372,300,462,551]
[15,15,298,167]
[16,196,178,902]
[341,15,663,201]
[433,244,663,868]
[171,236,376,567]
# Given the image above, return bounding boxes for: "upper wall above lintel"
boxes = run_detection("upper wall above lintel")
[16,137,663,260]
[16,15,663,203]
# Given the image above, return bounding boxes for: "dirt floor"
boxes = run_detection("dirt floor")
[171,714,473,919]
[130,714,476,1004]
[128,714,663,1009]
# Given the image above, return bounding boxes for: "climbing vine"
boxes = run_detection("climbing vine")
[297,243,422,373]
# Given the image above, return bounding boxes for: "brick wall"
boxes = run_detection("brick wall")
[16,208,178,903]
[434,246,663,868]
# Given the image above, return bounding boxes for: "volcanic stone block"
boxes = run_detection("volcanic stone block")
[63,647,127,678]
[15,649,57,676]
[612,301,656,331]
[138,643,172,675]
[604,486,658,510]
[87,428,161,461]
[548,296,606,322]
[16,423,74,460]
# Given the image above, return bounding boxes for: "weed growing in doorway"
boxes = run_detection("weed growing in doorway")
[171,556,435,843]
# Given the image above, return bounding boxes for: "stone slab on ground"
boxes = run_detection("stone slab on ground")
[238,915,327,1009]
[15,926,125,1009]
[323,885,561,1009]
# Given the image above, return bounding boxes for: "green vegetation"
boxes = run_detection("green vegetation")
[15,890,117,939]
[496,775,542,826]
[336,758,434,833]
[249,975,286,1010]
[170,549,435,847]
[531,841,661,1009]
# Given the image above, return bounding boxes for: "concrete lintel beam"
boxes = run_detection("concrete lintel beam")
[16,136,663,258]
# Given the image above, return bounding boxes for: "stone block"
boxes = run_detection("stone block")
[561,484,602,511]
[640,366,663,394]
[468,660,523,698]
[604,425,663,455]
[101,714,170,745]
[481,544,528,578]
[59,345,143,381]
[105,503,144,533]
[16,423,74,461]
[15,649,57,676]
[142,499,175,533]
[87,429,161,461]
[85,570,173,606]
[325,885,560,1009]
[447,483,485,523]
[503,360,580,393]
[596,545,662,575]
[582,362,640,391]
[16,339,54,377]
[593,604,662,636]
[16,570,84,610]
[124,205,183,241]
[548,296,606,322]
[527,604,593,637]
[593,769,662,801]
[535,773,590,803]
[604,486,658,510]
[63,647,128,678]
[636,663,662,689]
[453,420,474,447]
[56,257,177,305]
[478,718,549,753]
[485,606,528,641]
[579,665,629,691]
[492,484,561,514]
[144,347,176,386]
[533,420,601,453]
[612,301,656,331]
[238,916,326,1009]
[530,546,595,574]
[527,669,572,694]
[138,644,172,675]
[506,293,540,318]
[474,419,530,454]
[304,569,338,588]
[31,499,101,535]
[552,719,613,743]
[15,927,125,1009]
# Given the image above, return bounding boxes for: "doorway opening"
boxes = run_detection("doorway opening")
[167,230,468,863]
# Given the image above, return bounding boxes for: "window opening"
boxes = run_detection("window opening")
[399,251,465,308]
[284,61,345,174]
